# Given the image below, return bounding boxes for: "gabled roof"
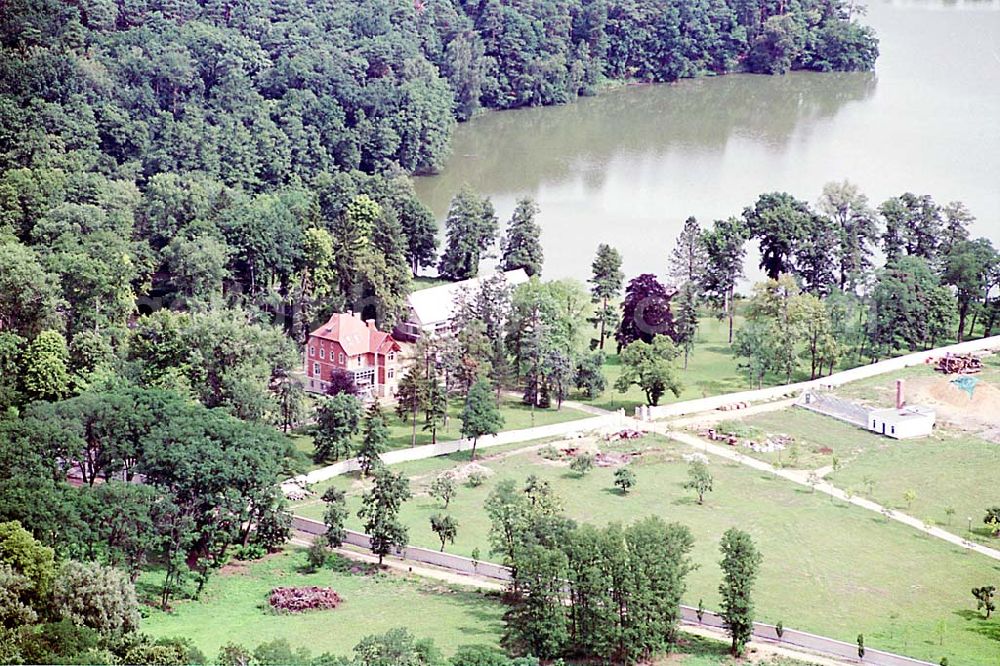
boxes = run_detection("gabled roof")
[406,269,529,326]
[309,313,400,357]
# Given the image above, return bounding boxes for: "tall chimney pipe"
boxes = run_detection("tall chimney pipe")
[896,379,905,410]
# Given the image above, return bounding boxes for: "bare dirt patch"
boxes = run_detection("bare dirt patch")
[905,376,1000,431]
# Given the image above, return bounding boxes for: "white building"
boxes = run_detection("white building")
[867,406,935,439]
[394,269,529,341]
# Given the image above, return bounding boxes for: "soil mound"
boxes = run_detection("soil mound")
[906,376,1000,429]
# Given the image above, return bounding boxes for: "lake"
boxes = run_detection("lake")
[413,0,1000,283]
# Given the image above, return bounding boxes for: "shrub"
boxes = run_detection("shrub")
[306,542,328,571]
[232,544,267,561]
[52,561,140,635]
[466,471,486,488]
[268,587,343,613]
[538,444,561,460]
[569,453,594,476]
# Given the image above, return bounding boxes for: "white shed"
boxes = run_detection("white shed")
[867,406,935,439]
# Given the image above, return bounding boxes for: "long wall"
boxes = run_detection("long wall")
[291,517,933,666]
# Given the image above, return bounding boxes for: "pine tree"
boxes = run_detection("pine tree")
[588,244,624,351]
[438,186,498,280]
[673,282,699,369]
[500,197,544,276]
[668,216,706,287]
[394,366,424,447]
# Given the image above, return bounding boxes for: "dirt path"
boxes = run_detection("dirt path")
[653,424,1000,562]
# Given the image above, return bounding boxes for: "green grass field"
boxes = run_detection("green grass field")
[140,550,503,659]
[292,397,592,471]
[582,314,754,412]
[293,434,1000,665]
[706,409,889,471]
[702,406,1000,543]
[139,546,817,664]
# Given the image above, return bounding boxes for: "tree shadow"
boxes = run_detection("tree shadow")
[954,609,1000,643]
[672,495,699,507]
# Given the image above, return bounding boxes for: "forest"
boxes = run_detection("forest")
[0,0,889,663]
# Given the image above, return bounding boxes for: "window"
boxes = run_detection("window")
[339,352,345,364]
[387,369,395,379]
[319,347,325,359]
[891,425,896,434]
[388,351,395,361]
[312,362,320,375]
[309,346,315,357]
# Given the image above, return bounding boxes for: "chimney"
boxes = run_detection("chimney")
[896,379,905,410]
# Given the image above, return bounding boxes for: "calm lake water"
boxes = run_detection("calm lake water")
[413,0,1000,283]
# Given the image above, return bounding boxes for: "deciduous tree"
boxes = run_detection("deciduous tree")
[462,379,504,461]
[357,468,411,565]
[718,528,762,656]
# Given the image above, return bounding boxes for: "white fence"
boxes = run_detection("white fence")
[292,517,934,666]
[647,334,1000,420]
[293,411,627,486]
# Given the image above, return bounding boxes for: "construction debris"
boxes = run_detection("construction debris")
[604,429,645,441]
[935,353,983,375]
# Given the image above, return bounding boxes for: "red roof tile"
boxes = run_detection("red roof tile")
[309,313,400,357]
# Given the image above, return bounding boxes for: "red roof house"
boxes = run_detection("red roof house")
[305,312,402,399]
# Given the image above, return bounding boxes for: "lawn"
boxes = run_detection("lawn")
[694,406,1000,543]
[291,397,592,471]
[294,434,1000,665]
[139,545,819,664]
[714,408,890,470]
[140,549,504,659]
[582,313,755,412]
[828,429,1000,542]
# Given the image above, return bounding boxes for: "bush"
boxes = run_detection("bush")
[569,453,594,476]
[466,471,486,488]
[306,542,328,571]
[232,544,267,561]
[268,587,343,613]
[450,644,513,665]
[52,561,140,635]
[538,444,561,460]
